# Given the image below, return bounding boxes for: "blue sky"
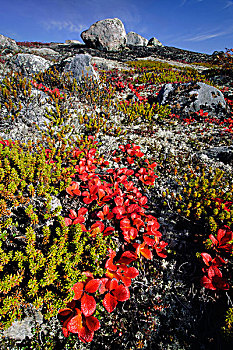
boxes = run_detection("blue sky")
[0,0,232,54]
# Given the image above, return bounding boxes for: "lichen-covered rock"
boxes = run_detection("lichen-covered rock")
[0,34,18,50]
[126,32,148,46]
[81,18,127,51]
[63,53,98,80]
[157,82,227,118]
[147,37,163,47]
[10,53,51,74]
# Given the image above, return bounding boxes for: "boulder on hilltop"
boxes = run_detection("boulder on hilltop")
[148,37,163,47]
[81,18,127,51]
[126,31,148,46]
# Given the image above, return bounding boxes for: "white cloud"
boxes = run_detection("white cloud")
[224,1,233,8]
[184,31,226,42]
[42,20,85,33]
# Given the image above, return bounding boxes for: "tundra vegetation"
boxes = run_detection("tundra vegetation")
[0,45,232,349]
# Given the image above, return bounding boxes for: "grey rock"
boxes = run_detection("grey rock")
[204,146,233,165]
[91,56,130,71]
[81,18,127,51]
[126,32,148,46]
[147,37,163,47]
[65,39,82,45]
[63,53,98,81]
[0,34,18,50]
[3,306,43,341]
[10,53,51,75]
[29,47,59,56]
[157,82,227,118]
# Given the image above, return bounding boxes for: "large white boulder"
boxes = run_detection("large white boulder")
[126,32,148,46]
[81,18,127,51]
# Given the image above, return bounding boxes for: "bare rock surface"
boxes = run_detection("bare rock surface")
[81,18,127,51]
[0,33,18,50]
[126,31,148,46]
[63,53,99,80]
[10,53,51,75]
[148,37,163,47]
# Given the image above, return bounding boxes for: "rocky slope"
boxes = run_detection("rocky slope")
[0,33,233,350]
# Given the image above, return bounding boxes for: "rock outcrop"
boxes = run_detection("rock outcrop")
[65,39,82,45]
[81,18,127,51]
[10,53,51,75]
[63,53,98,81]
[157,82,227,118]
[126,32,148,46]
[148,37,163,47]
[0,33,18,50]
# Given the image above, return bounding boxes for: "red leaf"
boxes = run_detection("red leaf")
[117,251,137,264]
[105,257,117,271]
[127,204,140,213]
[67,312,82,333]
[113,284,130,301]
[213,276,229,290]
[124,267,139,279]
[64,217,72,226]
[114,196,124,206]
[140,247,153,260]
[200,276,216,290]
[78,207,88,216]
[112,206,126,216]
[212,256,226,266]
[129,227,138,240]
[108,278,118,291]
[126,169,134,176]
[90,221,105,232]
[73,216,85,224]
[86,316,100,331]
[78,326,94,343]
[69,209,77,219]
[103,227,115,237]
[62,327,70,337]
[201,253,212,266]
[72,282,84,300]
[103,293,118,313]
[209,234,218,246]
[58,308,73,320]
[81,293,96,317]
[120,218,131,229]
[103,205,109,215]
[207,266,222,279]
[118,175,127,183]
[121,275,132,287]
[133,218,145,230]
[85,279,101,293]
[139,196,147,206]
[143,235,155,246]
[97,211,104,220]
[99,278,109,294]
[98,188,105,201]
